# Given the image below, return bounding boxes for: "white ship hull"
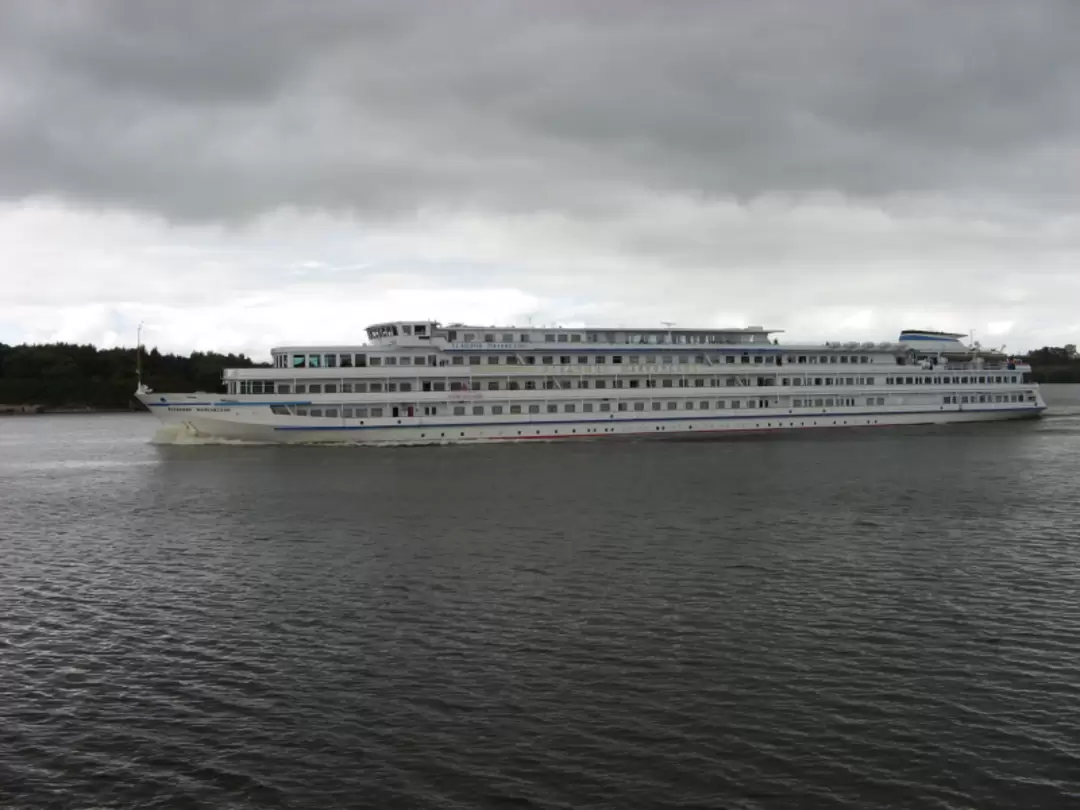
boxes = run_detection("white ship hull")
[141,397,1045,446]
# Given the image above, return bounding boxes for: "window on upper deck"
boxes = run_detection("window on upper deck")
[308,354,321,368]
[369,357,381,366]
[291,355,306,368]
[463,333,475,342]
[484,333,494,342]
[447,330,457,341]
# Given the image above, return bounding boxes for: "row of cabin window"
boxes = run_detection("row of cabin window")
[448,353,877,365]
[887,374,1020,385]
[248,373,1027,397]
[270,378,868,397]
[943,393,1027,404]
[274,376,856,395]
[291,400,773,418]
[284,397,911,419]
[445,331,764,346]
[288,353,431,369]
[791,398,872,407]
[281,352,891,369]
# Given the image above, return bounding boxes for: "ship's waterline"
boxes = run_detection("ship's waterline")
[137,321,1046,445]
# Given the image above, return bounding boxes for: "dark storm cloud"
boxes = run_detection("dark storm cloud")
[1,0,1078,222]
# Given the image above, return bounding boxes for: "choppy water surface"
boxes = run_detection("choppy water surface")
[2,387,1080,809]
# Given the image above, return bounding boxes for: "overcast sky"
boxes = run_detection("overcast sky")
[2,0,1078,358]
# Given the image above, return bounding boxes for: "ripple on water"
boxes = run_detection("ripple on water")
[1,403,1080,809]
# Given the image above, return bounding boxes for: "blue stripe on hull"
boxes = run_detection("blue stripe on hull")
[270,406,1044,431]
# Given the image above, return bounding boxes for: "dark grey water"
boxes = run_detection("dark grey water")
[2,386,1080,810]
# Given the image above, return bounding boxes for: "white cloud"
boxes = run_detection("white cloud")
[1,195,1077,357]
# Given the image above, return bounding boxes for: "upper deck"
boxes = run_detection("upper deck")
[265,320,1028,374]
[275,320,781,355]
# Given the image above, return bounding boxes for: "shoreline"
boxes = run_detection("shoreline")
[0,406,144,415]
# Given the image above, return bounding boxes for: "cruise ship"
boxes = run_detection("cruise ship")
[137,321,1046,445]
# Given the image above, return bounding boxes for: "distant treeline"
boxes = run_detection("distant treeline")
[0,341,1077,411]
[0,343,268,410]
[1026,346,1080,383]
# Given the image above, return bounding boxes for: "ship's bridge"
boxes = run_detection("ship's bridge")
[365,321,438,347]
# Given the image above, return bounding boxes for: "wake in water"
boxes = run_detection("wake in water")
[149,424,278,447]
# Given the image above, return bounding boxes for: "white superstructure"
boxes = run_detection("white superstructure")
[137,322,1046,444]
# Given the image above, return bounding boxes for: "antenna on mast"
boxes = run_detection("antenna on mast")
[135,321,148,395]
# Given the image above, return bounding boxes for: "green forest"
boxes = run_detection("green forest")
[0,343,268,412]
[1024,346,1080,384]
[0,342,1077,412]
